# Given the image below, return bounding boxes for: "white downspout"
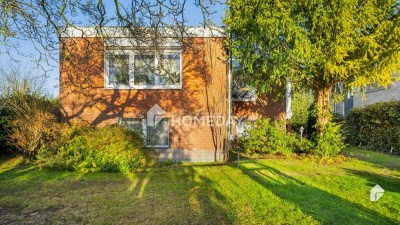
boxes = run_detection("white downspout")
[226,32,233,161]
[286,80,292,120]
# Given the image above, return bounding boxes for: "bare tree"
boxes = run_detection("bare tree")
[0,64,59,157]
[1,1,194,67]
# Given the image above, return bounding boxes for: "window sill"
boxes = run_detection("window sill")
[232,98,257,102]
[104,85,182,90]
[147,145,170,149]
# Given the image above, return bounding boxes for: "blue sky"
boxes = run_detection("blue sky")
[0,1,225,97]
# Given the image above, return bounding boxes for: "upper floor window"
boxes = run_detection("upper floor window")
[109,54,130,86]
[105,50,182,89]
[231,60,256,101]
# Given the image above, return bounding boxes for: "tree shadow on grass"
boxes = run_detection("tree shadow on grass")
[344,168,400,195]
[236,160,397,225]
[342,148,400,171]
[124,165,231,224]
[0,160,232,225]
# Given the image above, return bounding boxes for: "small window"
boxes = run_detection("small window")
[159,54,181,86]
[117,118,169,148]
[108,54,131,87]
[231,60,256,101]
[147,118,169,147]
[232,88,256,102]
[134,54,156,86]
[105,50,182,89]
[235,120,252,138]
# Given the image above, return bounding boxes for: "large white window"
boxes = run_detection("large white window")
[117,118,170,148]
[105,50,182,89]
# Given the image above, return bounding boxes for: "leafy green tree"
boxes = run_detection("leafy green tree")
[291,91,314,130]
[224,0,400,136]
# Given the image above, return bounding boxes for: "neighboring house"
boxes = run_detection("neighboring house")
[59,26,287,162]
[333,82,400,116]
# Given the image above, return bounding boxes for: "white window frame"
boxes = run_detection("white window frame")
[116,117,147,137]
[231,59,256,102]
[232,88,257,102]
[104,50,134,89]
[117,117,170,148]
[146,118,170,148]
[235,119,253,138]
[104,49,183,90]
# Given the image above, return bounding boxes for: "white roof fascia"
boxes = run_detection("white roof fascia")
[104,38,182,48]
[59,26,226,38]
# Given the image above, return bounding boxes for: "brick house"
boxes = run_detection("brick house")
[59,27,287,162]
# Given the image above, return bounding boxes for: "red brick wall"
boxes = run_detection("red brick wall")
[59,36,286,157]
[59,37,228,154]
[233,95,286,121]
[232,94,287,136]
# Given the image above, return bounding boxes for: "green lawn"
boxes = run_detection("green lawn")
[0,148,399,224]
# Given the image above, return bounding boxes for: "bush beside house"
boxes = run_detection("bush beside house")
[40,125,154,173]
[237,118,344,157]
[343,101,400,155]
[3,94,154,173]
[238,118,309,156]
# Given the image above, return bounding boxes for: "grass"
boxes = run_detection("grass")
[343,147,400,170]
[0,148,399,225]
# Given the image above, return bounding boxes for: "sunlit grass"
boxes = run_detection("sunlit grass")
[0,148,399,224]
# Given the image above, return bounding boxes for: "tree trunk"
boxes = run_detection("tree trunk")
[315,86,332,137]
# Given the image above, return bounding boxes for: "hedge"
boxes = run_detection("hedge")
[343,101,400,155]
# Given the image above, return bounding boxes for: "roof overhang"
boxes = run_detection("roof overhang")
[59,26,226,38]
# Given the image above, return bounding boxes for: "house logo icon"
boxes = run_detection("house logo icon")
[147,104,165,127]
[370,184,384,202]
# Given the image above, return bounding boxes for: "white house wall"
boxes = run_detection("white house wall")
[354,82,400,108]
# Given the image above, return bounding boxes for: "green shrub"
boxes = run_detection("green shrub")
[238,118,312,156]
[40,125,155,173]
[332,113,344,123]
[238,118,344,157]
[312,122,346,156]
[298,102,345,156]
[343,101,400,155]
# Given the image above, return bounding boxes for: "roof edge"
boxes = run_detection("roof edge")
[59,26,226,38]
